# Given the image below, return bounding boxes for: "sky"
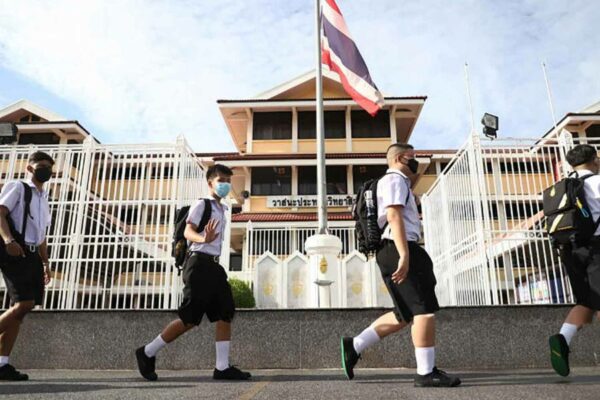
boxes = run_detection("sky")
[0,0,598,152]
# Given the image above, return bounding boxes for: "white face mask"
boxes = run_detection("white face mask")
[215,182,231,198]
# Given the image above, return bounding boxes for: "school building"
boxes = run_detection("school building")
[0,71,599,310]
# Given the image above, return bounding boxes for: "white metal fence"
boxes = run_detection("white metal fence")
[422,131,591,306]
[242,223,357,272]
[0,137,205,310]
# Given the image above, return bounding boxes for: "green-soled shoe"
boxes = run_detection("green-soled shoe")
[549,334,570,377]
[341,336,360,380]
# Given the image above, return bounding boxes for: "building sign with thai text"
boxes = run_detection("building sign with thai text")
[266,195,355,208]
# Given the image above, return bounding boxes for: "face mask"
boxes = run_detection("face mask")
[33,166,52,183]
[407,158,419,174]
[215,182,231,198]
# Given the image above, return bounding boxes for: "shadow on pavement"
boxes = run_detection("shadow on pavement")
[0,383,194,395]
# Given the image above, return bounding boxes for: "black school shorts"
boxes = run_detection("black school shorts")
[376,240,440,323]
[560,239,600,310]
[0,250,44,306]
[177,252,235,325]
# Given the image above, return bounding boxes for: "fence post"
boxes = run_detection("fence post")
[64,137,95,309]
[467,133,495,305]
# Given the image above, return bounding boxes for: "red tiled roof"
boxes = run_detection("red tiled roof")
[231,212,353,223]
[196,150,458,162]
[217,96,427,103]
[211,151,444,161]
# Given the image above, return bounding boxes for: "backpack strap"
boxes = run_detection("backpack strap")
[573,173,600,233]
[196,198,212,233]
[20,182,33,240]
[380,172,412,233]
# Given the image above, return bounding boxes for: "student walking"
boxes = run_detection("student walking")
[0,151,54,381]
[548,144,600,377]
[341,143,461,387]
[135,164,251,381]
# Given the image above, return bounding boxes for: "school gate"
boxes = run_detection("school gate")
[0,137,206,310]
[421,130,590,306]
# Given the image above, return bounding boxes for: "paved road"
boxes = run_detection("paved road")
[1,368,599,400]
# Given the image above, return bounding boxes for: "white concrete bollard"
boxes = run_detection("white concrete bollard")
[305,233,343,308]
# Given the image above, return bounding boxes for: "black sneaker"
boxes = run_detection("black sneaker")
[414,367,461,387]
[341,336,361,380]
[549,334,570,377]
[135,346,158,381]
[0,364,29,381]
[213,365,251,380]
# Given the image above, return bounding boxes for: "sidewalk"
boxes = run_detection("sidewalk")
[1,368,599,400]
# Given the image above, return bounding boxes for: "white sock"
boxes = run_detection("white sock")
[353,326,380,355]
[216,341,230,371]
[415,347,435,376]
[144,335,167,358]
[0,356,8,367]
[560,323,578,346]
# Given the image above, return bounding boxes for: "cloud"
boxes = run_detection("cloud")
[0,0,598,152]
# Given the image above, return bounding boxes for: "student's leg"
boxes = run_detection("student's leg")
[411,314,436,376]
[215,321,231,372]
[561,305,594,342]
[0,301,34,364]
[352,311,408,356]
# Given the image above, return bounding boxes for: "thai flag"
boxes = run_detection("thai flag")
[321,0,384,116]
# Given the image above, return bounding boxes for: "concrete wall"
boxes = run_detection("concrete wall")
[10,306,600,370]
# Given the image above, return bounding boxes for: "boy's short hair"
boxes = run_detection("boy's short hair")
[206,164,233,181]
[28,151,55,166]
[386,143,414,163]
[566,145,597,167]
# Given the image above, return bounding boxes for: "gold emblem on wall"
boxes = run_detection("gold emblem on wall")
[351,282,362,295]
[263,283,273,296]
[320,256,328,274]
[292,282,304,298]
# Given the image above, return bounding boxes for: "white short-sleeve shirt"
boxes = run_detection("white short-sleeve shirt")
[186,197,228,256]
[0,180,51,246]
[577,169,600,236]
[376,168,421,242]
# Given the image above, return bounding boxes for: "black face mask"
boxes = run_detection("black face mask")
[407,158,419,174]
[33,166,52,183]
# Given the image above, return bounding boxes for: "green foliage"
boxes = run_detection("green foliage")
[229,278,256,308]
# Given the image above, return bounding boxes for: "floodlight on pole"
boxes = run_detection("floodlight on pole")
[481,113,499,139]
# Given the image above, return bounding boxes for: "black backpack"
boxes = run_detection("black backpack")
[172,198,212,270]
[0,182,32,261]
[543,172,600,247]
[353,172,409,256]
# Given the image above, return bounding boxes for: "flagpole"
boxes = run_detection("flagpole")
[315,0,328,235]
[541,61,558,129]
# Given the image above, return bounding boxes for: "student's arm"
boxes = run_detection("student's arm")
[0,182,24,257]
[39,239,51,284]
[0,206,24,257]
[387,205,409,284]
[184,219,220,244]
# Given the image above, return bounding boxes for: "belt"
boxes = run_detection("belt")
[191,252,220,264]
[382,239,418,244]
[24,243,39,253]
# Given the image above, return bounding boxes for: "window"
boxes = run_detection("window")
[585,124,600,139]
[351,109,390,138]
[423,163,437,176]
[18,133,59,145]
[298,166,347,195]
[298,111,346,139]
[488,202,543,220]
[352,165,388,193]
[252,112,292,140]
[251,167,291,195]
[495,161,552,174]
